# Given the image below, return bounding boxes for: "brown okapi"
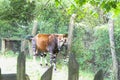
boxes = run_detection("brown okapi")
[29,33,68,70]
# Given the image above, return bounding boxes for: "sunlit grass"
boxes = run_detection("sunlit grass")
[79,70,94,80]
[1,50,16,56]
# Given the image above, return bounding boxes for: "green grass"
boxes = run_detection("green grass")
[79,70,94,80]
[0,50,18,57]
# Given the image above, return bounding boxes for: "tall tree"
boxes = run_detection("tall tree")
[108,19,118,80]
[0,0,36,38]
[0,0,36,26]
[67,14,76,54]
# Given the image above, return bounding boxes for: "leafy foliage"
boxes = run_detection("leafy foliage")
[34,0,69,34]
[0,0,36,25]
[74,0,119,12]
[0,0,36,39]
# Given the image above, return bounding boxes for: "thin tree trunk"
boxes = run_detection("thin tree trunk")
[108,19,118,80]
[32,20,38,36]
[21,40,26,52]
[29,20,38,56]
[1,39,5,54]
[67,14,76,54]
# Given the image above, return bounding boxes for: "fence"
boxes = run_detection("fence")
[0,52,103,80]
[0,52,29,80]
[1,38,23,53]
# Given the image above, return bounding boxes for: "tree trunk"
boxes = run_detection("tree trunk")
[28,20,38,56]
[21,40,26,52]
[1,39,5,54]
[67,14,76,54]
[108,19,118,80]
[32,20,38,36]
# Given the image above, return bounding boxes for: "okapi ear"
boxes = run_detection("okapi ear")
[64,34,68,37]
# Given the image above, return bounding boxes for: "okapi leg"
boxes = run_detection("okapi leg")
[33,49,38,63]
[39,53,44,66]
[39,53,48,66]
[40,56,43,66]
[33,55,36,61]
[49,51,53,65]
[50,53,57,70]
[32,38,37,62]
[53,54,57,70]
[43,53,48,66]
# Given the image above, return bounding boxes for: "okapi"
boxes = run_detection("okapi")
[29,33,68,70]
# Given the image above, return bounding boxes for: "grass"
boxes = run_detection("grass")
[79,70,94,80]
[0,51,97,80]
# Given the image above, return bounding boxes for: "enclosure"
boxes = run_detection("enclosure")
[0,0,120,80]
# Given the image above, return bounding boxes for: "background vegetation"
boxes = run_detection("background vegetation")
[0,0,120,80]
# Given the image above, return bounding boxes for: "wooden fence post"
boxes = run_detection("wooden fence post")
[94,69,103,80]
[17,52,26,80]
[1,74,29,80]
[41,66,53,80]
[68,53,79,80]
[0,54,29,80]
[0,68,1,80]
